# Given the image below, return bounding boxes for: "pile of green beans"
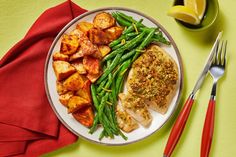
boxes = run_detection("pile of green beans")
[89,11,170,140]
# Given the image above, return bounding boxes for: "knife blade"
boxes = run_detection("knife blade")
[163,32,222,157]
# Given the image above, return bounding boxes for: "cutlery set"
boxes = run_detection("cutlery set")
[164,32,227,157]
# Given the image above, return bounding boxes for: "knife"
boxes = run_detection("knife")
[163,32,222,157]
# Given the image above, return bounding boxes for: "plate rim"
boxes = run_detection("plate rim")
[44,7,184,146]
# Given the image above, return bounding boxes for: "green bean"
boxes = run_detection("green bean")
[112,41,127,50]
[122,19,143,35]
[98,73,112,97]
[115,15,132,27]
[109,32,138,48]
[119,49,136,63]
[96,79,107,93]
[99,129,106,140]
[132,28,156,61]
[89,114,99,134]
[103,31,146,61]
[91,84,99,110]
[116,11,138,24]
[119,130,128,140]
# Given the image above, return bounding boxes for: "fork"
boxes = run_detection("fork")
[201,40,227,157]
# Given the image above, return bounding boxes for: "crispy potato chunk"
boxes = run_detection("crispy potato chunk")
[105,26,123,42]
[83,56,100,75]
[56,81,68,95]
[71,59,87,74]
[93,12,115,29]
[76,21,94,35]
[80,39,102,59]
[76,80,91,102]
[72,106,94,127]
[86,72,101,83]
[98,45,111,57]
[69,49,84,61]
[88,28,109,45]
[53,61,76,81]
[59,91,74,107]
[68,96,90,113]
[63,72,86,91]
[53,52,69,61]
[60,34,79,55]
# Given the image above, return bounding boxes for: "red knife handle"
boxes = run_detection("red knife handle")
[201,97,215,157]
[164,94,195,157]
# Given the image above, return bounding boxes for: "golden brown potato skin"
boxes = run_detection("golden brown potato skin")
[93,12,115,29]
[60,34,79,55]
[98,45,111,57]
[53,52,69,61]
[68,96,90,113]
[63,72,86,91]
[88,28,109,45]
[59,91,74,107]
[105,26,123,42]
[52,61,76,81]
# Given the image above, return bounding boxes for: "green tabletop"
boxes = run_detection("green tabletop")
[1,0,235,157]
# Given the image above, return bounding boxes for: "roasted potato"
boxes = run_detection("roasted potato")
[80,39,102,59]
[59,91,74,107]
[68,96,90,113]
[93,12,115,29]
[56,81,68,95]
[71,59,87,74]
[83,56,100,75]
[76,80,91,102]
[60,34,79,55]
[86,72,101,83]
[69,49,84,61]
[88,28,109,45]
[53,61,76,81]
[105,26,123,42]
[76,21,94,35]
[63,72,86,91]
[53,52,69,61]
[70,29,87,39]
[72,106,94,127]
[98,45,111,57]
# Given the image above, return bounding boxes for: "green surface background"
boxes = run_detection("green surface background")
[0,0,236,156]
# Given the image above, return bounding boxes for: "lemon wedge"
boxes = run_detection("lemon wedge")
[184,0,206,19]
[167,5,200,25]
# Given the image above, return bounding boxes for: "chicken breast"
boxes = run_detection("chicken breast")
[116,104,139,132]
[119,93,152,127]
[127,44,179,114]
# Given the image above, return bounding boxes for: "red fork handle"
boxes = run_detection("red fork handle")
[163,94,195,157]
[201,98,216,157]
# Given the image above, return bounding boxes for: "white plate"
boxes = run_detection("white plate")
[45,7,183,145]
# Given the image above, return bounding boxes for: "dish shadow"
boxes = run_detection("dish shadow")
[178,10,226,46]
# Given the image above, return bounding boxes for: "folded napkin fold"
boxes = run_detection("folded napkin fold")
[0,1,87,156]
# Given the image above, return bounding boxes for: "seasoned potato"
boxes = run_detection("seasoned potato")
[56,81,68,95]
[83,56,100,75]
[98,45,111,57]
[93,12,115,29]
[60,34,79,55]
[69,49,84,61]
[72,106,94,127]
[63,72,86,91]
[80,39,102,59]
[53,52,69,61]
[86,72,101,83]
[70,29,86,39]
[68,96,90,113]
[53,61,76,81]
[71,59,87,74]
[76,21,94,35]
[59,91,74,107]
[105,26,123,42]
[88,28,109,45]
[76,80,91,102]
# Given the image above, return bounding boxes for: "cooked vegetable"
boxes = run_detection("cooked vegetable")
[76,80,91,103]
[98,45,111,57]
[76,21,94,35]
[60,34,80,55]
[63,72,86,91]
[72,106,94,127]
[68,96,90,113]
[53,52,69,61]
[88,28,110,45]
[59,91,74,107]
[52,61,76,81]
[83,56,100,75]
[105,26,123,42]
[93,12,116,29]
[71,59,87,74]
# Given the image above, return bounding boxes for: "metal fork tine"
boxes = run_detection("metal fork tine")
[223,40,227,67]
[213,39,220,65]
[217,40,223,65]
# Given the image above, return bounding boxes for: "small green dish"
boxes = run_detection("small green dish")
[173,0,219,31]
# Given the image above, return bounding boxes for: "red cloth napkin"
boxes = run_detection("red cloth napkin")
[0,1,87,156]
